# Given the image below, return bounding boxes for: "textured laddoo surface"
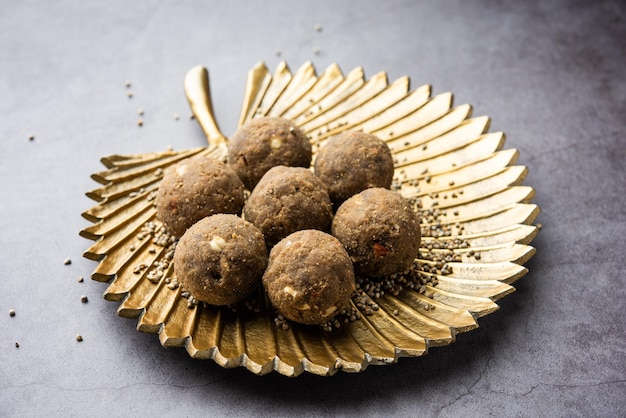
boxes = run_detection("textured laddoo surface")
[174,214,268,306]
[243,165,333,247]
[227,117,312,190]
[314,131,394,207]
[156,156,245,238]
[262,230,355,325]
[332,188,420,278]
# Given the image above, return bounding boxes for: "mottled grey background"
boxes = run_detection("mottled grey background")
[1,0,624,416]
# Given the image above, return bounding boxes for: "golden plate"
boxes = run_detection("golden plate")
[81,61,539,377]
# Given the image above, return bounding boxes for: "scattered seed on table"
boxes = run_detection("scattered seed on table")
[78,276,84,283]
[76,335,83,342]
[28,134,35,141]
[313,46,320,55]
[137,118,143,127]
[15,342,20,348]
[64,258,72,265]
[137,108,144,115]
[127,91,133,98]
[124,80,131,88]
[173,113,179,120]
[189,114,195,120]
[275,49,282,57]
[81,295,88,304]
[314,23,322,32]
[9,309,16,317]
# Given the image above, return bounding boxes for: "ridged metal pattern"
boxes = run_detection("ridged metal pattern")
[81,61,539,377]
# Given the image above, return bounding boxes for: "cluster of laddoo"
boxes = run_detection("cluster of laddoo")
[156,117,421,328]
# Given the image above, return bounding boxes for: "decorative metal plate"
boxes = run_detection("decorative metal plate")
[81,61,539,377]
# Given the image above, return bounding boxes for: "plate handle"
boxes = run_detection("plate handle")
[184,65,227,147]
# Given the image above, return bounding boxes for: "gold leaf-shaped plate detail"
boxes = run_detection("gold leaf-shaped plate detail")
[81,61,539,377]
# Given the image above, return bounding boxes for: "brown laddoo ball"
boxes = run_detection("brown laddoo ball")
[332,188,420,278]
[262,230,356,325]
[227,117,312,190]
[314,131,394,207]
[173,214,268,306]
[156,155,245,238]
[243,166,333,247]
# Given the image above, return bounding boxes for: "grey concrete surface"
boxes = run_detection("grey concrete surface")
[1,0,624,416]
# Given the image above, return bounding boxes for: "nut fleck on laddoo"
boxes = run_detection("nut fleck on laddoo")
[174,214,268,306]
[314,131,394,207]
[262,230,355,325]
[243,166,333,247]
[332,188,420,278]
[227,117,312,190]
[156,155,245,238]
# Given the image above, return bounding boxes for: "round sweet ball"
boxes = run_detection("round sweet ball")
[227,117,312,190]
[174,214,268,306]
[263,230,356,325]
[156,155,245,238]
[314,131,394,206]
[243,166,333,247]
[332,188,420,278]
